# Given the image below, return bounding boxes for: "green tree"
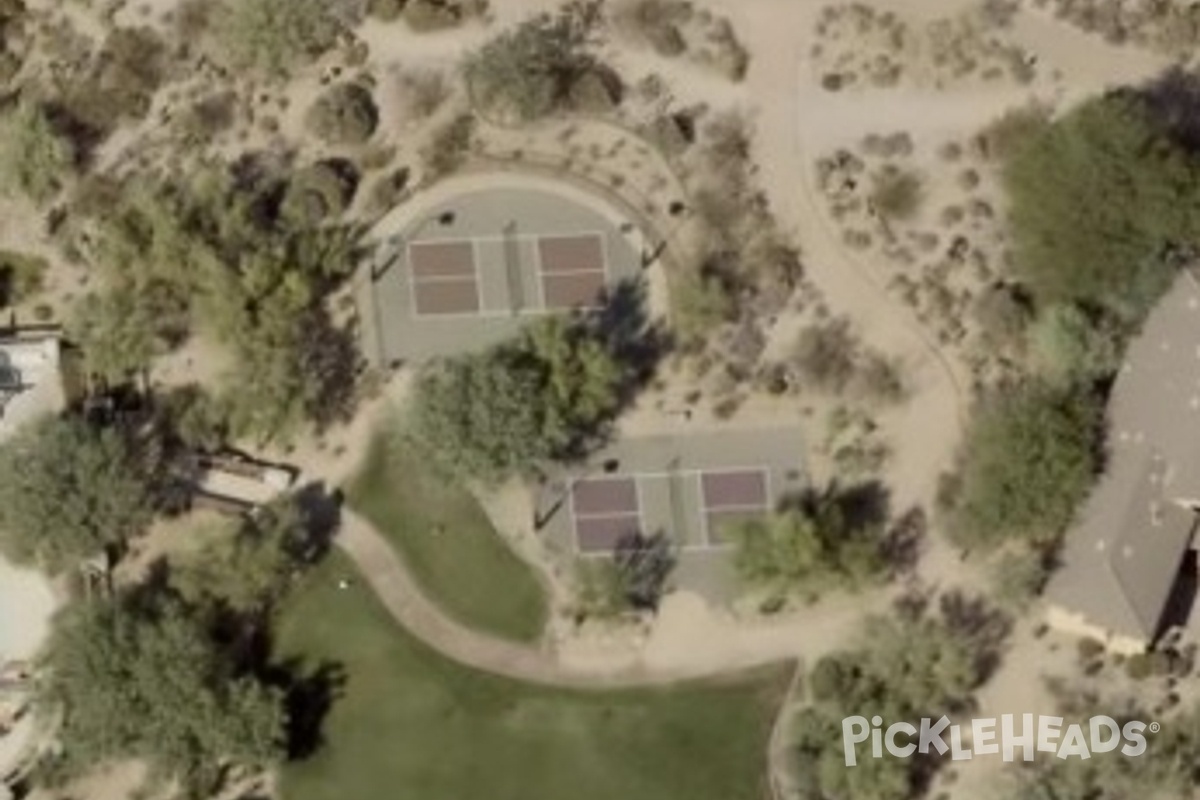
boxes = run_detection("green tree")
[38,598,285,792]
[408,316,624,480]
[71,281,189,380]
[0,417,152,572]
[947,381,1101,549]
[464,1,602,121]
[408,350,552,480]
[794,609,996,800]
[0,102,75,204]
[75,166,360,444]
[305,82,379,145]
[521,315,622,447]
[725,485,887,600]
[1003,93,1200,319]
[1007,703,1200,799]
[211,0,342,77]
[1027,303,1120,384]
[172,502,307,614]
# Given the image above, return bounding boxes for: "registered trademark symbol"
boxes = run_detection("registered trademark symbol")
[1149,722,1161,734]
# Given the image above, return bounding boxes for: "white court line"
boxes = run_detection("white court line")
[530,235,547,312]
[409,275,482,285]
[471,238,485,313]
[571,510,644,521]
[567,466,775,554]
[537,265,609,276]
[406,229,606,248]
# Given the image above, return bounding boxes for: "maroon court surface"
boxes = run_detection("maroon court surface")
[571,476,641,553]
[701,469,770,544]
[409,241,480,315]
[538,235,607,310]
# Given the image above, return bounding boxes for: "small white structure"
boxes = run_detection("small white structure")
[0,332,64,444]
[193,452,296,513]
[0,330,62,782]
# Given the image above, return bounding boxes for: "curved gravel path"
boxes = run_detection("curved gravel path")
[335,507,800,689]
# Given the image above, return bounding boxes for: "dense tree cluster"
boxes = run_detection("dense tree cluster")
[305,83,380,146]
[211,0,344,77]
[942,381,1101,550]
[37,597,286,793]
[70,163,360,442]
[793,600,1006,800]
[1003,91,1200,322]
[1008,704,1200,799]
[171,501,314,616]
[464,1,617,122]
[725,484,889,601]
[408,315,625,480]
[0,101,75,205]
[0,416,152,572]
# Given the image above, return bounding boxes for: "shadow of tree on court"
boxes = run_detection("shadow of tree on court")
[587,276,672,412]
[613,530,676,611]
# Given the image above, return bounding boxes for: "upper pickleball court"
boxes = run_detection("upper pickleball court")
[361,180,645,364]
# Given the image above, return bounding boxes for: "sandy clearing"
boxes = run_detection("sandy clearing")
[0,560,54,664]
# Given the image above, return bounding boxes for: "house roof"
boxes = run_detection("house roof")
[1047,274,1200,642]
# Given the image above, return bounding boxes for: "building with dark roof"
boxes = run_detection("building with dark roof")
[1046,273,1200,653]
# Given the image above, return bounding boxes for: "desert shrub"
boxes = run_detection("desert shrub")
[175,91,236,146]
[705,18,750,81]
[792,318,859,393]
[419,113,475,179]
[393,68,450,122]
[211,0,343,77]
[366,166,411,214]
[368,0,405,21]
[0,251,44,309]
[623,0,691,56]
[869,167,923,221]
[95,26,165,120]
[672,265,737,347]
[464,1,602,122]
[281,159,359,225]
[974,282,1033,350]
[847,353,906,405]
[566,65,623,113]
[306,82,379,145]
[0,102,75,205]
[404,0,485,31]
[0,250,46,307]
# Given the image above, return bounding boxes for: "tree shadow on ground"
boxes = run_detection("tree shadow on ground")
[290,480,344,563]
[268,657,349,761]
[590,277,672,407]
[1137,67,1200,154]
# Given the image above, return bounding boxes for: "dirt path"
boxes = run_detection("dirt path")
[333,502,897,687]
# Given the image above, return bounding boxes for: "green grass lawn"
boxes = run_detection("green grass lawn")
[278,555,791,800]
[344,438,548,643]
